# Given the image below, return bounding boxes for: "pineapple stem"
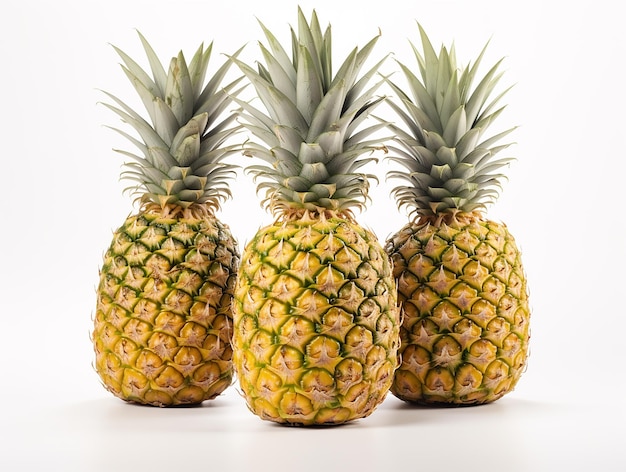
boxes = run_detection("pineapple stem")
[414,209,485,227]
[141,202,216,219]
[279,207,356,223]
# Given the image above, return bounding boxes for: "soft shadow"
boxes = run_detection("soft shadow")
[264,420,353,430]
[389,398,494,411]
[56,393,237,434]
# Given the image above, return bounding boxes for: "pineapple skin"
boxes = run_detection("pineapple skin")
[233,214,401,425]
[385,215,530,405]
[93,207,240,406]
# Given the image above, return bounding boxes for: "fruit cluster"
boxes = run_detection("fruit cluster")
[93,6,530,426]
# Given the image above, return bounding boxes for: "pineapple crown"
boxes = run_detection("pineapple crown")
[101,31,245,215]
[385,23,516,221]
[231,7,389,219]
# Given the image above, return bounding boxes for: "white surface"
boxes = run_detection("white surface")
[3,388,623,471]
[2,1,625,471]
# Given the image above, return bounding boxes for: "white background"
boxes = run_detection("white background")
[2,0,625,470]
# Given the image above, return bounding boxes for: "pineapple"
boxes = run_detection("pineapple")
[230,8,401,425]
[92,32,243,406]
[384,25,530,405]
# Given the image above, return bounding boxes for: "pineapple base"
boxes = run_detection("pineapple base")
[93,206,240,406]
[232,213,401,425]
[385,215,530,405]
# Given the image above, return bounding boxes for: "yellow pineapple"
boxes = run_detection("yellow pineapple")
[93,33,244,406]
[384,25,530,405]
[230,8,401,425]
